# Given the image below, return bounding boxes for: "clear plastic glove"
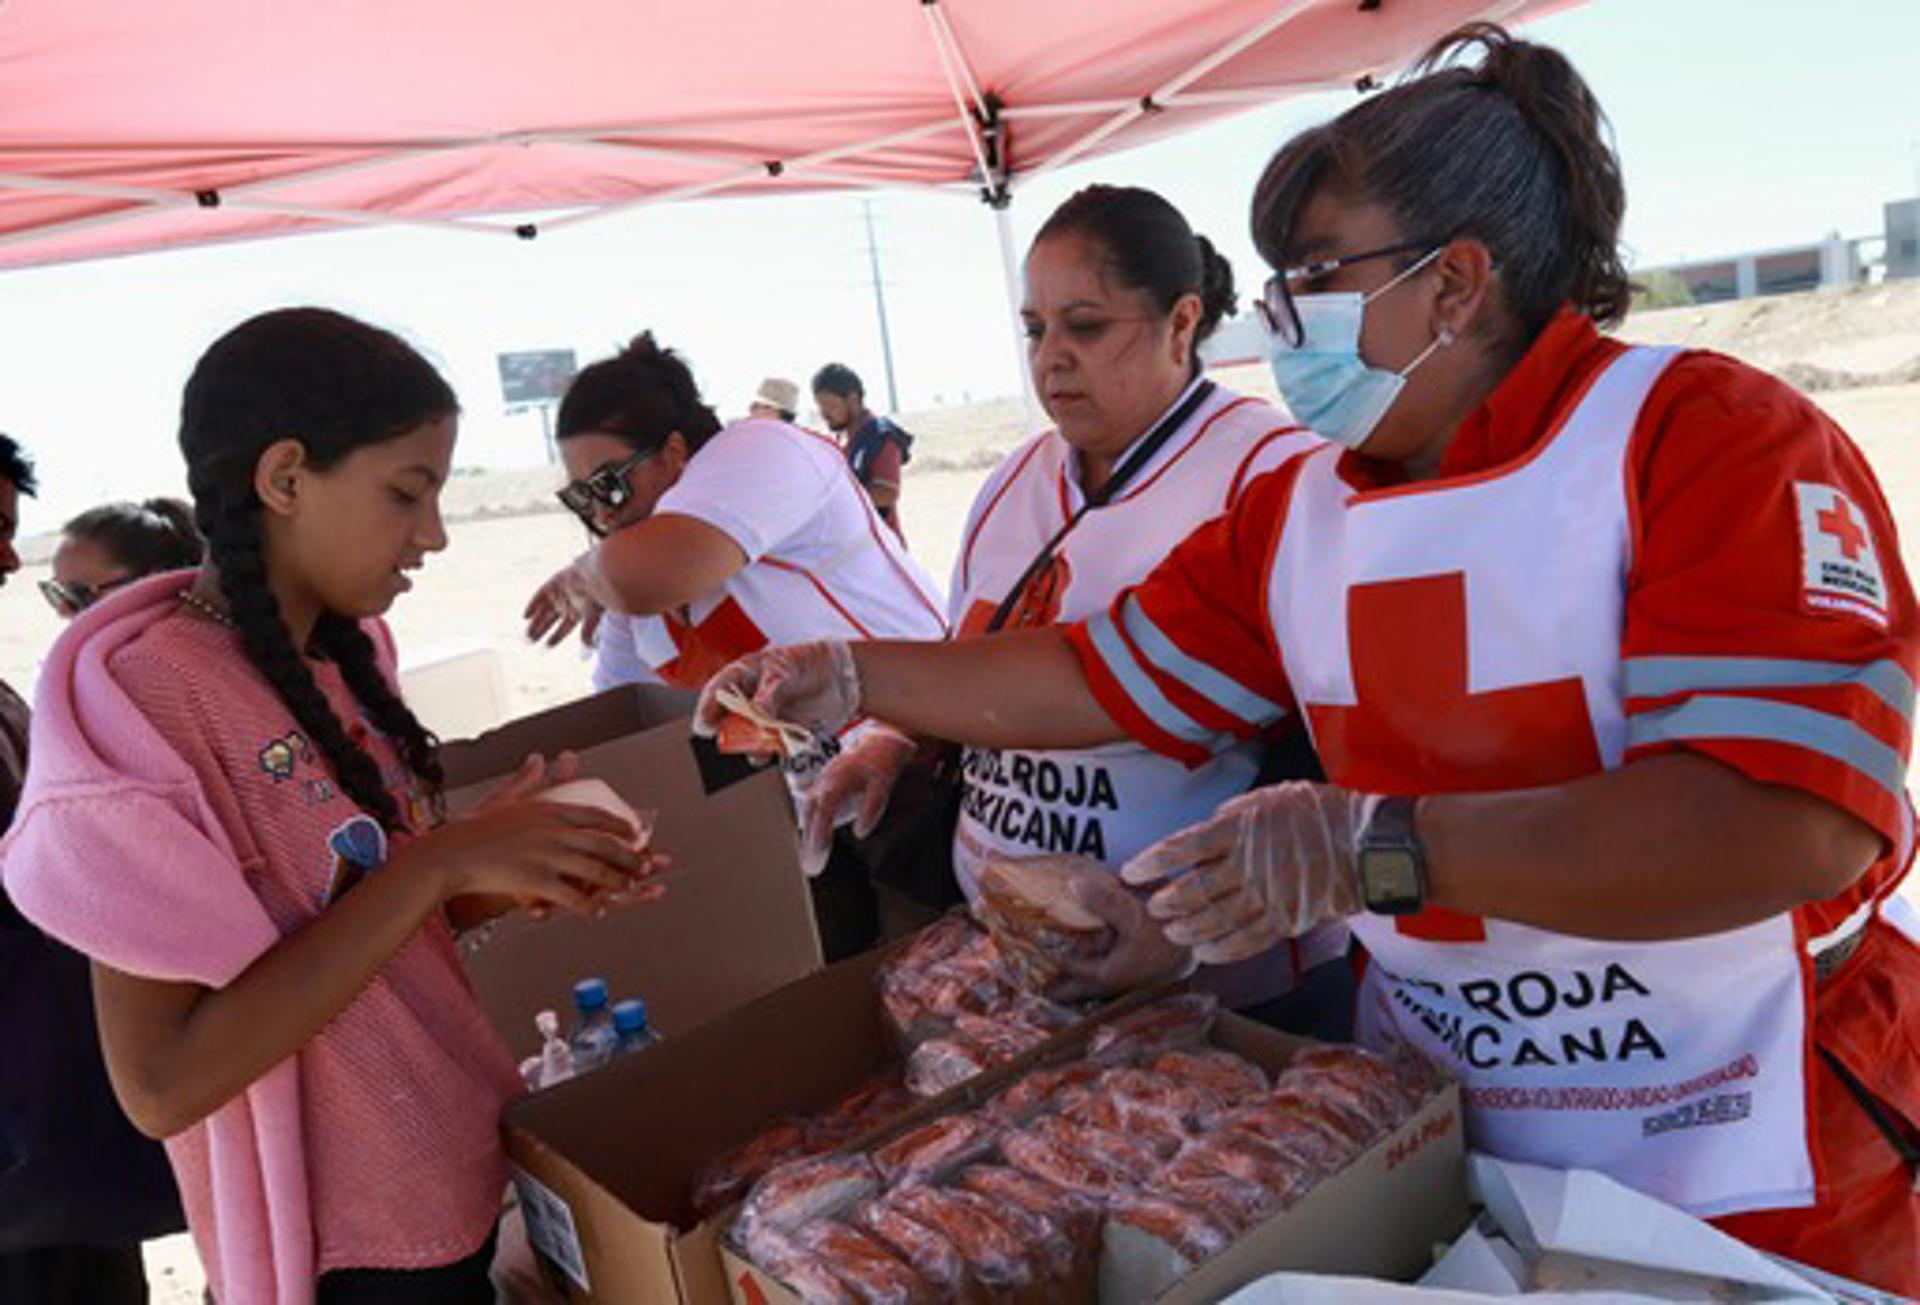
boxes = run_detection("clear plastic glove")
[692,640,863,743]
[1046,869,1194,1002]
[524,553,605,649]
[1121,782,1375,964]
[797,726,915,878]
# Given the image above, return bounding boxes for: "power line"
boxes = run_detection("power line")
[859,197,901,412]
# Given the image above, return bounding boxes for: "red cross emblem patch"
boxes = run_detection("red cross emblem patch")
[1795,482,1887,627]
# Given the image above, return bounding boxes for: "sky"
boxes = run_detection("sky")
[1,0,1916,536]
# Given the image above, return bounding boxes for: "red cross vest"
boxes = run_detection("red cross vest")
[1268,346,1820,1216]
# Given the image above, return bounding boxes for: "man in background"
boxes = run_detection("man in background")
[811,363,912,536]
[0,434,184,1303]
[747,376,800,424]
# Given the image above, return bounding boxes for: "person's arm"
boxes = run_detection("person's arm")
[1419,752,1877,939]
[585,514,747,616]
[93,801,645,1138]
[864,439,903,515]
[855,629,1123,749]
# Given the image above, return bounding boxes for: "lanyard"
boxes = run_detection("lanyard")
[984,379,1215,634]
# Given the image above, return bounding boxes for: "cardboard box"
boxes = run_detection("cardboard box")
[722,1006,1469,1305]
[500,946,920,1303]
[442,684,822,1049]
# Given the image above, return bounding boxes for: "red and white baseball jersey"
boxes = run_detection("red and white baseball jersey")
[951,381,1344,996]
[594,417,947,783]
[1066,311,1920,1219]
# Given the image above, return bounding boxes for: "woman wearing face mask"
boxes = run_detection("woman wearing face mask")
[523,333,947,960]
[806,184,1341,1019]
[699,26,1920,1291]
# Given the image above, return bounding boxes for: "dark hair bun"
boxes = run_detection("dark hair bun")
[1193,235,1237,342]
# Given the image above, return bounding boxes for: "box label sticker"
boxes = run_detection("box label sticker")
[512,1164,591,1293]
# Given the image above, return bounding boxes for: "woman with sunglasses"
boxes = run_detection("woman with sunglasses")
[525,332,945,959]
[700,25,1919,1290]
[41,497,203,618]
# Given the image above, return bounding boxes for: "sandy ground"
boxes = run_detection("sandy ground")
[29,280,1920,1302]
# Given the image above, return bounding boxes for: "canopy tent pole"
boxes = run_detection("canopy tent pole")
[922,0,1041,429]
[993,198,1039,430]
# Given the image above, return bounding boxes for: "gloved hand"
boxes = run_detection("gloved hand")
[693,640,863,742]
[797,725,916,878]
[1046,868,1194,1002]
[524,553,605,649]
[1121,782,1375,964]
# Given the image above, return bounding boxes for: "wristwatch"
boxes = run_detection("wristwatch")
[1357,795,1427,915]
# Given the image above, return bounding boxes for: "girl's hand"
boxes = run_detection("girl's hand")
[404,798,654,918]
[524,556,604,649]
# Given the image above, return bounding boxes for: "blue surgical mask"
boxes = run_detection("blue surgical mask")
[1266,248,1451,451]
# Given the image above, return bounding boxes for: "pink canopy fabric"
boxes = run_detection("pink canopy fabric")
[0,0,1573,270]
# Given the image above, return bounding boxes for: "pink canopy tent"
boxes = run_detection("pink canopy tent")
[0,0,1572,273]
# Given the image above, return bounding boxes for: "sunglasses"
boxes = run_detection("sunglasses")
[1255,240,1437,348]
[556,448,655,536]
[39,575,132,617]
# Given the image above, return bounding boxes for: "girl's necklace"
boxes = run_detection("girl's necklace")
[176,588,235,628]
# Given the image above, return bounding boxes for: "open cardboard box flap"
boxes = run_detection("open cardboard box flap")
[441,684,822,1049]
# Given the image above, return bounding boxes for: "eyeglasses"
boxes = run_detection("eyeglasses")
[556,448,655,536]
[39,575,130,617]
[1255,240,1437,347]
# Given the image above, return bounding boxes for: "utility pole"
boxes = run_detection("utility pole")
[860,198,901,413]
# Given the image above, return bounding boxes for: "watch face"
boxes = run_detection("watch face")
[1363,847,1423,914]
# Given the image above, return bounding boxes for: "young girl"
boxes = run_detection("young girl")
[2,308,655,1303]
[42,496,203,617]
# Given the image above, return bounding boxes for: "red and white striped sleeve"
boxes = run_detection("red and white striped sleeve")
[1064,464,1300,768]
[1620,353,1918,852]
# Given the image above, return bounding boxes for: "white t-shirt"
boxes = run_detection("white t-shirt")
[591,417,947,783]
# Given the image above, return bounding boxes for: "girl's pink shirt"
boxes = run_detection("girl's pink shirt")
[107,610,524,1277]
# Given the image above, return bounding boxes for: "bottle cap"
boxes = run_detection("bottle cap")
[573,977,609,1010]
[612,998,650,1032]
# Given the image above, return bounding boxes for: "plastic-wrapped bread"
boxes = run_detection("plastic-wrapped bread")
[692,1119,814,1217]
[1162,1168,1277,1234]
[870,1113,999,1188]
[951,1179,1077,1283]
[1106,1192,1234,1266]
[974,856,1116,991]
[739,1225,859,1304]
[792,1220,936,1304]
[1025,1114,1160,1182]
[1054,1084,1189,1159]
[1086,993,1218,1062]
[737,1154,883,1238]
[955,1165,1101,1277]
[892,912,979,973]
[806,1072,918,1151]
[885,1185,1035,1293]
[1284,1044,1426,1118]
[983,1060,1104,1123]
[1103,1066,1232,1130]
[1259,1086,1385,1151]
[904,1035,995,1098]
[712,685,813,757]
[850,1200,974,1300]
[950,1010,1052,1065]
[1151,1048,1269,1101]
[1169,1132,1317,1207]
[1000,1124,1137,1202]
